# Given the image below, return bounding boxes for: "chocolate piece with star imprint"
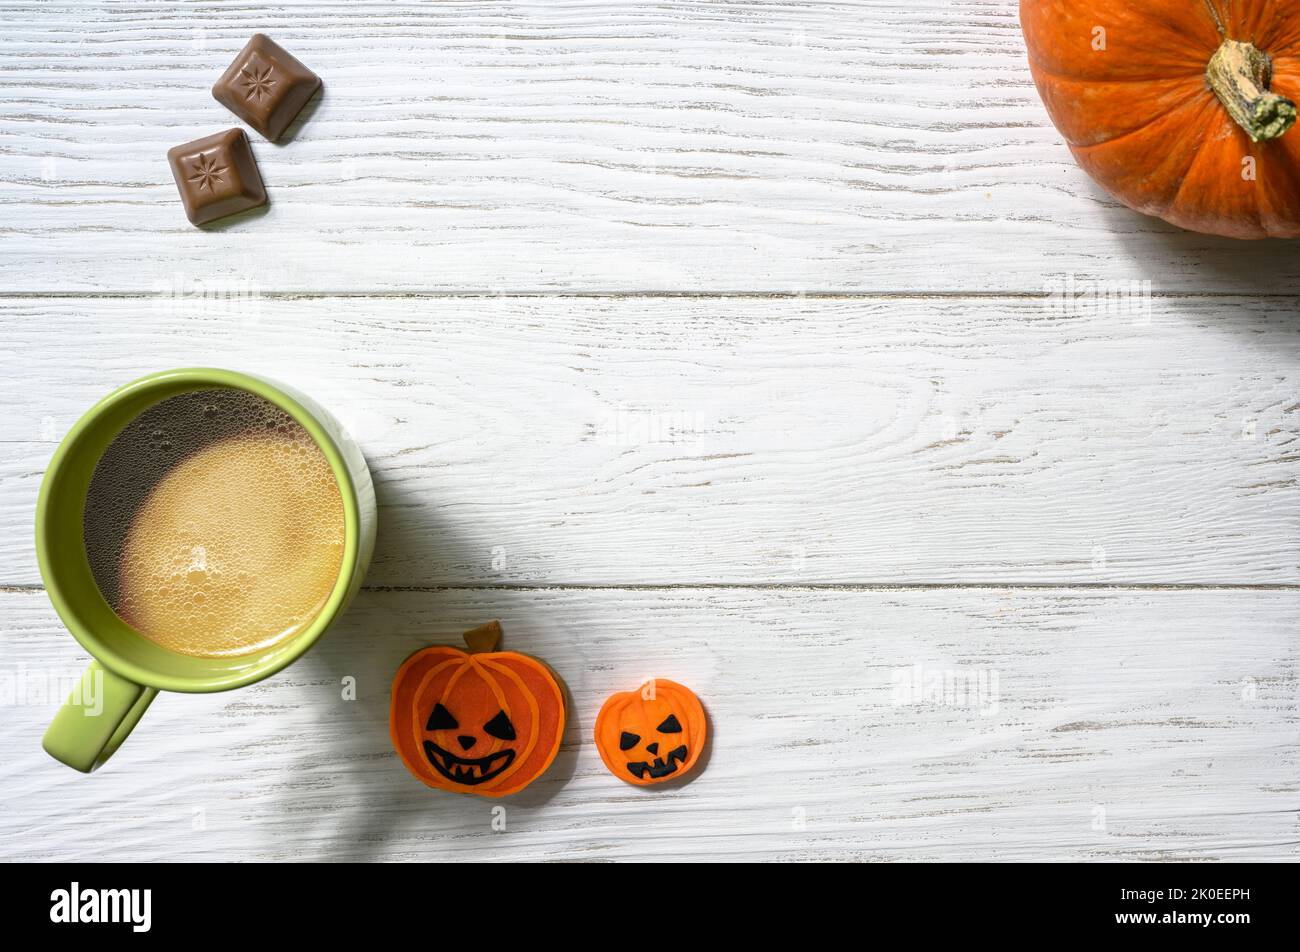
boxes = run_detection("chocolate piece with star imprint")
[212,34,322,142]
[166,128,267,226]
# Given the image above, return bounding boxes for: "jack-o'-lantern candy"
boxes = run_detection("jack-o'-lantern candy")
[595,679,706,786]
[390,621,565,797]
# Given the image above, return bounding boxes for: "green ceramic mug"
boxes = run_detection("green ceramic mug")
[37,369,378,772]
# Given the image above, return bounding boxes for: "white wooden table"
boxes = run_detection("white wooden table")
[1,1,1297,862]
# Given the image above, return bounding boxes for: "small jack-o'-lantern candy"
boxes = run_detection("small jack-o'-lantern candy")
[390,621,565,797]
[595,679,706,785]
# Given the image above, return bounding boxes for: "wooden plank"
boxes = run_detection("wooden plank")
[3,1,1299,293]
[1,295,1297,586]
[0,587,1294,862]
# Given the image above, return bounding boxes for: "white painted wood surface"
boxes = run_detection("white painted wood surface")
[2,588,1296,862]
[1,296,1298,587]
[0,1,1297,862]
[3,1,1300,293]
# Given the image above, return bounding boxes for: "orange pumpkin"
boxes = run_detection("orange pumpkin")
[1021,0,1300,238]
[390,621,565,797]
[595,679,707,786]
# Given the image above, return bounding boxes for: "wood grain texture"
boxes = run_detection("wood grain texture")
[0,588,1294,862]
[3,3,1299,865]
[1,295,1297,587]
[2,1,1300,293]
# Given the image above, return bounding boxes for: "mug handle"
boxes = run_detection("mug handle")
[42,661,158,773]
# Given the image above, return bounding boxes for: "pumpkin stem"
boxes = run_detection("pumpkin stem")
[463,620,503,653]
[1207,40,1297,142]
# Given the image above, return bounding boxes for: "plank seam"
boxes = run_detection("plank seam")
[2,583,1298,594]
[1,291,1299,302]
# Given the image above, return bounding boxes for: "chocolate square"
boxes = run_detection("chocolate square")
[166,128,267,225]
[212,34,321,142]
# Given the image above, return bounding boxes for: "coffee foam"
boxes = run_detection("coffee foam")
[84,389,345,658]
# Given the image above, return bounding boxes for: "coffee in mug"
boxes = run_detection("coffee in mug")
[83,388,346,658]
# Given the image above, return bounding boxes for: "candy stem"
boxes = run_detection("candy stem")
[463,620,503,654]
